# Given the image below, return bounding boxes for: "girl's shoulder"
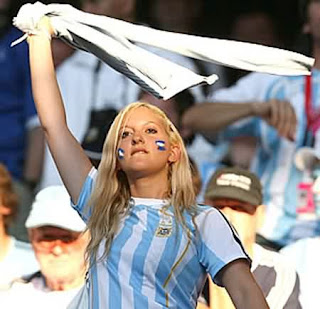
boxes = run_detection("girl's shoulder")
[185,204,226,231]
[195,203,221,216]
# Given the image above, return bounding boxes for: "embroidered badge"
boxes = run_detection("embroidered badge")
[155,210,173,237]
[155,140,166,151]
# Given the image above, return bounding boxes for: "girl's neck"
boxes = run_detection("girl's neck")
[129,171,169,199]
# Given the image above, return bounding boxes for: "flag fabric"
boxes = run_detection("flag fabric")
[12,1,314,100]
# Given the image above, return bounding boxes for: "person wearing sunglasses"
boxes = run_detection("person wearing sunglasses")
[200,167,301,309]
[0,185,89,309]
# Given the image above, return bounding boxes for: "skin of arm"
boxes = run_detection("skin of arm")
[181,99,296,141]
[27,17,92,203]
[218,259,270,309]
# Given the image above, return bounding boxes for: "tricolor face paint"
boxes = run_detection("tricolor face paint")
[118,148,125,159]
[155,140,166,151]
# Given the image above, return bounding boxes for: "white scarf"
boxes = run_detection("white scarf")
[12,2,314,100]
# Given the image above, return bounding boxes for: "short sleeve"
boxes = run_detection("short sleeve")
[71,167,97,223]
[195,207,251,286]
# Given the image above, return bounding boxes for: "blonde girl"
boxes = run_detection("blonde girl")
[26,16,269,309]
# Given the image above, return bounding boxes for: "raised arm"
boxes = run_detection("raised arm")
[181,99,296,141]
[27,17,92,203]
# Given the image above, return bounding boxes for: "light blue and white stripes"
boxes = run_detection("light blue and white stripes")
[72,168,249,309]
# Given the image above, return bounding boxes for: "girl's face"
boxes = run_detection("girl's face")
[116,107,179,179]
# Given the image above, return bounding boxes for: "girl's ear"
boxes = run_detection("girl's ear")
[168,144,181,163]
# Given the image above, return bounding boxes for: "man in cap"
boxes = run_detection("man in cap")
[201,167,301,309]
[0,185,89,308]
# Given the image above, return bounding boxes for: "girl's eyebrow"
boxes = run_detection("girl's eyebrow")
[119,126,133,131]
[119,121,159,131]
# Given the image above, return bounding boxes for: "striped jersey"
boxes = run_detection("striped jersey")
[72,168,250,309]
[212,71,320,246]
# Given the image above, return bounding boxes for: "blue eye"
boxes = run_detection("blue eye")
[121,131,130,139]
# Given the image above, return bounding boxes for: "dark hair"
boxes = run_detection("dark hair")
[0,164,18,233]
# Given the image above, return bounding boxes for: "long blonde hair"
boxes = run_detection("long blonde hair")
[86,102,197,261]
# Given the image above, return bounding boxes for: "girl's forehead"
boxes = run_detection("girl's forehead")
[122,107,165,126]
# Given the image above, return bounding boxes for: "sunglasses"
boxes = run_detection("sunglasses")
[31,229,83,253]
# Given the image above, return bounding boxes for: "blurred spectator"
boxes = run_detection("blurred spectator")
[182,0,320,249]
[0,164,38,291]
[0,0,44,241]
[146,0,227,96]
[209,8,284,174]
[40,0,207,189]
[203,167,301,309]
[147,0,204,34]
[0,185,89,308]
[224,8,283,86]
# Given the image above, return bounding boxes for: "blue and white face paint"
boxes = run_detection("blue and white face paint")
[155,140,166,151]
[118,148,125,159]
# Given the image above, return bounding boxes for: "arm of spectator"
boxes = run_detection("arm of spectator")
[27,16,92,203]
[181,99,296,141]
[218,259,270,309]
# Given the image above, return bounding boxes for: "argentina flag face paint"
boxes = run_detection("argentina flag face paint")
[118,148,125,159]
[155,140,166,151]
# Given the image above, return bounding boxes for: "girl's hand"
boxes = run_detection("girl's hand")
[37,16,55,37]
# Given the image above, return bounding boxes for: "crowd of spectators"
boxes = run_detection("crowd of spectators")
[1,0,319,308]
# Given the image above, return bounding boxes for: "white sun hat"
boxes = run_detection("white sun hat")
[25,185,86,232]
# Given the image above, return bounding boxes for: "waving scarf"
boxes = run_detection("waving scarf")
[12,2,314,100]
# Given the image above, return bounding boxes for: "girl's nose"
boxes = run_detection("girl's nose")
[132,132,144,145]
[51,244,64,256]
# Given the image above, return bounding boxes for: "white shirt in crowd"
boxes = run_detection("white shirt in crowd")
[0,236,39,290]
[280,237,320,309]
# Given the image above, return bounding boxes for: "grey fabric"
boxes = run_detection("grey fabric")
[253,264,302,309]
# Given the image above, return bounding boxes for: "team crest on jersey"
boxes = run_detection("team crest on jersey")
[155,211,173,237]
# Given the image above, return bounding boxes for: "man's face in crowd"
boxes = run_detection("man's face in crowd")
[30,226,89,283]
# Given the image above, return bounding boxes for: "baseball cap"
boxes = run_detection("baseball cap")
[205,167,263,206]
[25,185,86,232]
